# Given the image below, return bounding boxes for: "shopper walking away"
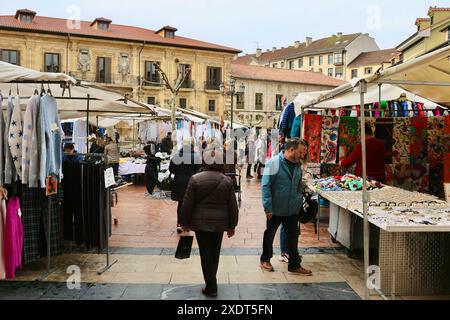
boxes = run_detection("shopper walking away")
[170,140,201,234]
[160,132,174,154]
[182,152,239,298]
[104,137,120,177]
[260,138,312,275]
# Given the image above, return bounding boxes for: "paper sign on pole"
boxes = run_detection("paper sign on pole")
[104,168,116,189]
[445,183,450,203]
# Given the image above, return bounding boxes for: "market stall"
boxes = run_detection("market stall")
[0,62,154,280]
[294,46,450,299]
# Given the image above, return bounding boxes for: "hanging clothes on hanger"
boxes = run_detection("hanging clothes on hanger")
[39,94,64,188]
[4,96,17,185]
[22,95,41,187]
[0,96,5,187]
[3,195,23,279]
[8,96,24,180]
[0,187,7,279]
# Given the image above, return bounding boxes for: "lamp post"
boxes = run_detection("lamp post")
[220,78,245,130]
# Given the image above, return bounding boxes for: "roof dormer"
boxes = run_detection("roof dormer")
[15,9,36,23]
[156,26,178,39]
[415,18,431,31]
[91,17,112,31]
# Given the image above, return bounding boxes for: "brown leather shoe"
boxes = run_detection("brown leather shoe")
[260,261,274,272]
[288,266,313,276]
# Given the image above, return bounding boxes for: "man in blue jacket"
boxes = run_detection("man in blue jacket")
[260,138,312,275]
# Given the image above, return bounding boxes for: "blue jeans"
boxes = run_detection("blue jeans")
[261,215,301,270]
[280,224,301,254]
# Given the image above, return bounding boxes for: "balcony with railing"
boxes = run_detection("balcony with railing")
[204,80,221,91]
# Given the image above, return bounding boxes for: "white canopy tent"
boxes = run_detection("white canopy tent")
[0,61,75,83]
[294,83,443,113]
[293,45,450,301]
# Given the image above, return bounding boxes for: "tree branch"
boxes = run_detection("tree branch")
[154,64,175,92]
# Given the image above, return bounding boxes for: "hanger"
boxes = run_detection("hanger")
[47,82,52,96]
[9,83,12,96]
[40,83,46,96]
[34,82,39,95]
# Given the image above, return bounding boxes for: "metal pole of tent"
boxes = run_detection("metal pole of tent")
[133,119,136,148]
[359,80,370,300]
[47,191,51,273]
[86,94,90,153]
[98,154,118,274]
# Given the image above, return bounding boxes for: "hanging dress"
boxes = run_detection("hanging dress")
[3,196,23,279]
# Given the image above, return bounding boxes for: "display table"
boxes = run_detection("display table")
[119,161,146,175]
[309,184,450,298]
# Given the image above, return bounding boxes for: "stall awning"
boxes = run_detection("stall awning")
[0,82,155,120]
[295,46,450,110]
[373,45,450,106]
[0,61,76,83]
[294,83,442,112]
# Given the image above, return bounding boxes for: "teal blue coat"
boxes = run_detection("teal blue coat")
[261,153,303,217]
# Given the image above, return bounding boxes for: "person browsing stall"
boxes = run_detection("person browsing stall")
[260,138,312,276]
[340,124,387,183]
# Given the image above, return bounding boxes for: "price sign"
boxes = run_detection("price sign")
[104,167,116,189]
[46,176,58,196]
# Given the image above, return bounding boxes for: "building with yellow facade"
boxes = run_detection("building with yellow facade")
[346,48,399,81]
[397,6,450,62]
[0,9,241,118]
[235,33,379,80]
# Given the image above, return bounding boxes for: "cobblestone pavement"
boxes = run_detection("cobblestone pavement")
[3,179,444,300]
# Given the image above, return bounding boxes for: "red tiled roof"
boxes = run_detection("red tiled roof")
[231,63,346,87]
[234,33,362,65]
[233,55,256,65]
[0,15,241,54]
[429,6,450,13]
[347,49,399,68]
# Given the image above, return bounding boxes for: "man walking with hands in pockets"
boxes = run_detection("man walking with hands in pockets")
[260,138,312,275]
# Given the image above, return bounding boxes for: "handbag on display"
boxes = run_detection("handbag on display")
[298,192,318,224]
[175,235,194,260]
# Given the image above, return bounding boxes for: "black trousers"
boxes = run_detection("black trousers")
[246,164,252,177]
[145,165,160,194]
[261,215,301,270]
[177,201,183,225]
[196,231,224,293]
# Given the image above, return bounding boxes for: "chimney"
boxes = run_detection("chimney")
[256,48,262,58]
[294,41,301,48]
[337,32,343,37]
[305,37,312,47]
[272,47,277,52]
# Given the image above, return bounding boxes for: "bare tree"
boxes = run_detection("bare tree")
[153,62,191,132]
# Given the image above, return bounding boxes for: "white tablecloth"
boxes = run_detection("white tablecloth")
[119,162,146,175]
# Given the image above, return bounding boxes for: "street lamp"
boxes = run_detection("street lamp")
[220,78,245,129]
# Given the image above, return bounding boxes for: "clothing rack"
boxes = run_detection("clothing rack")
[63,152,118,275]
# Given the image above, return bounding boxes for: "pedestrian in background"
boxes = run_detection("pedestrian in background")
[104,137,120,177]
[170,139,201,234]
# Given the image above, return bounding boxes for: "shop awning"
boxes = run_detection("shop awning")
[0,81,155,120]
[0,61,76,83]
[293,83,442,112]
[295,46,450,111]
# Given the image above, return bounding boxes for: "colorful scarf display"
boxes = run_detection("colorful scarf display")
[392,118,411,165]
[410,117,428,192]
[304,114,322,163]
[320,116,340,164]
[429,163,445,199]
[427,117,445,164]
[393,164,412,190]
[375,119,393,164]
[385,164,394,186]
[338,116,358,163]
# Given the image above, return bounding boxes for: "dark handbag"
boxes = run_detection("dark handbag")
[298,192,318,224]
[175,236,194,260]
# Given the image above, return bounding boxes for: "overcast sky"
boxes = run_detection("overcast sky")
[2,0,450,54]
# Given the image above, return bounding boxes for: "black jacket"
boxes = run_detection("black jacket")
[182,170,239,232]
[169,151,201,202]
[160,136,173,154]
